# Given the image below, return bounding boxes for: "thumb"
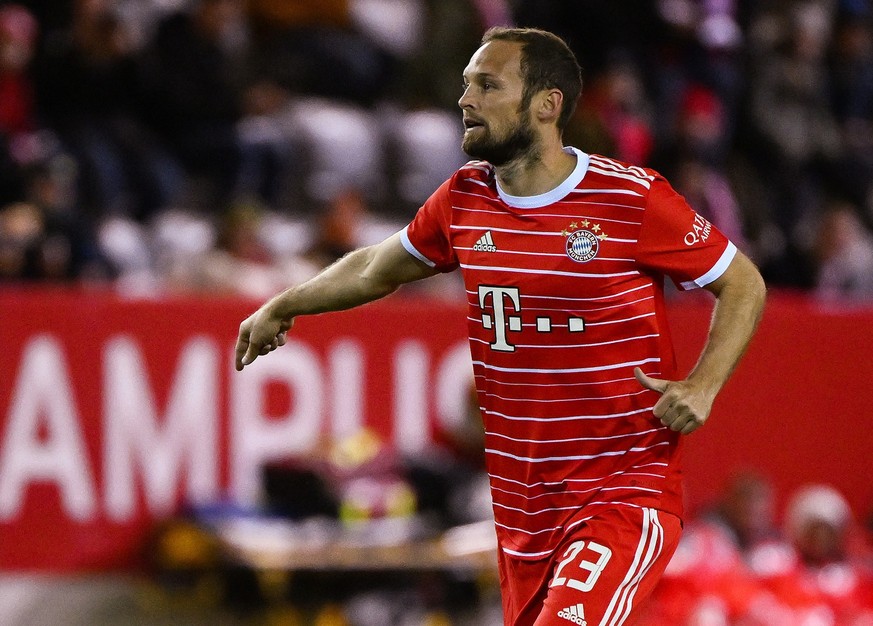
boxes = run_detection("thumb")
[634,367,669,394]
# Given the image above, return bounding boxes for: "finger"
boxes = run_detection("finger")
[634,367,669,394]
[277,331,287,347]
[241,340,261,368]
[680,419,701,435]
[651,395,672,420]
[235,329,251,371]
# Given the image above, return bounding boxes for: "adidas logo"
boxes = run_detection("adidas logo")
[557,603,587,625]
[473,231,497,252]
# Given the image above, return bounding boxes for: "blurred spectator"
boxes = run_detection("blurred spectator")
[673,157,749,253]
[165,201,319,297]
[0,189,106,283]
[705,471,781,554]
[35,0,184,220]
[743,484,873,625]
[638,472,778,625]
[745,1,844,287]
[0,200,42,281]
[0,4,52,204]
[813,200,873,301]
[246,0,399,107]
[138,0,279,210]
[2,0,873,297]
[829,10,873,212]
[567,54,655,165]
[654,84,750,253]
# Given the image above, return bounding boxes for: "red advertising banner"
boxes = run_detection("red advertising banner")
[1,288,872,571]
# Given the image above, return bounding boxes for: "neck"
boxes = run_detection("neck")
[494,137,576,197]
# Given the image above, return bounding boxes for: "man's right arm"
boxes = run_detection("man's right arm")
[235,231,440,370]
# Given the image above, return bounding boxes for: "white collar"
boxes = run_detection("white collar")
[495,147,590,209]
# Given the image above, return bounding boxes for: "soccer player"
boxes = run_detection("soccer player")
[235,27,766,626]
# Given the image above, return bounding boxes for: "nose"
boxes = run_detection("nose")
[458,85,474,110]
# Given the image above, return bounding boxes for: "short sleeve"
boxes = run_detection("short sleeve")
[636,176,736,290]
[401,177,459,273]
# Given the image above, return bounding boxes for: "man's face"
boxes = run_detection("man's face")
[459,40,536,165]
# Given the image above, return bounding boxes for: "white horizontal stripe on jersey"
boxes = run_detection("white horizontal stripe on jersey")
[455,245,636,263]
[488,463,668,490]
[486,425,666,444]
[462,178,490,188]
[468,332,660,350]
[482,405,654,423]
[475,374,643,389]
[467,312,656,333]
[480,388,651,404]
[452,223,640,245]
[587,166,652,190]
[466,283,653,303]
[451,224,564,236]
[558,199,646,212]
[588,155,654,180]
[471,356,660,375]
[493,500,585,516]
[485,441,670,463]
[585,312,656,327]
[494,520,563,537]
[453,204,645,225]
[491,484,664,518]
[501,546,557,558]
[451,190,499,203]
[569,188,643,197]
[600,485,663,494]
[459,262,640,280]
[490,483,603,500]
[486,294,653,315]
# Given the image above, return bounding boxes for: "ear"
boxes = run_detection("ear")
[535,88,564,125]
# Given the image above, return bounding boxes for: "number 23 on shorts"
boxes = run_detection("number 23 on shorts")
[549,540,613,592]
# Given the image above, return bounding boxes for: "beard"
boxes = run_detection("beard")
[462,114,536,166]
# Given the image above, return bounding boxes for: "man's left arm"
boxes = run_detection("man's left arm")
[635,250,767,434]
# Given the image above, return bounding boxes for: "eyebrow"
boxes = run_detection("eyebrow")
[462,71,502,84]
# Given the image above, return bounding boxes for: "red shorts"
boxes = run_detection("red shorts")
[497,506,682,626]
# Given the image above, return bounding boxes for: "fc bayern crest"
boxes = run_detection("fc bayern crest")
[565,229,600,263]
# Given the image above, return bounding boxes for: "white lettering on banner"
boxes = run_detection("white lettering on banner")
[103,337,219,521]
[231,340,323,504]
[0,335,96,521]
[0,332,473,523]
[434,342,475,433]
[329,340,365,442]
[394,341,429,455]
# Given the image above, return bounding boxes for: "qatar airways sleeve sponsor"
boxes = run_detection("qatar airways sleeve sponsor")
[635,177,734,290]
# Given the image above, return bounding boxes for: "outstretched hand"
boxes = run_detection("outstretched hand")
[633,367,714,435]
[235,306,293,371]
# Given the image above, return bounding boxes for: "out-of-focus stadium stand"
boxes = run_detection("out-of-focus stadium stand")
[2,1,873,624]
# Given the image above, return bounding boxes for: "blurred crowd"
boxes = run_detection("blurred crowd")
[1,0,873,301]
[642,475,873,626]
[149,431,873,625]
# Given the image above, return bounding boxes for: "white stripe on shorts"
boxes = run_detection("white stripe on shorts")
[598,508,664,626]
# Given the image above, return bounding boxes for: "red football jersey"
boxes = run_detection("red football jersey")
[401,149,736,558]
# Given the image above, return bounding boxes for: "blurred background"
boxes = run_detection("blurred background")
[1,0,873,624]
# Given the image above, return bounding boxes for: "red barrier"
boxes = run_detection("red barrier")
[1,287,871,571]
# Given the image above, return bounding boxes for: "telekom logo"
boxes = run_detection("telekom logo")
[478,285,587,353]
[478,285,522,352]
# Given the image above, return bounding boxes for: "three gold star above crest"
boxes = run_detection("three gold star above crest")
[563,220,607,239]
